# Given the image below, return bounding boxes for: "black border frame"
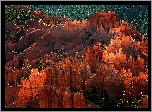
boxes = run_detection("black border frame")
[1,1,151,111]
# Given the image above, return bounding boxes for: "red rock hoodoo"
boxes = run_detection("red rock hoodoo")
[5,5,148,108]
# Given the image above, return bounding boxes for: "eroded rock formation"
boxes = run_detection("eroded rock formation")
[5,5,148,108]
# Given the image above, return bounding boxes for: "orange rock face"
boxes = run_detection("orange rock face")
[5,5,148,108]
[73,92,86,108]
[63,89,72,108]
[140,97,148,108]
[89,11,119,31]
